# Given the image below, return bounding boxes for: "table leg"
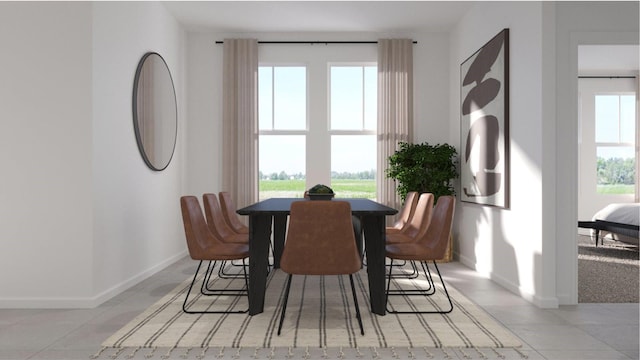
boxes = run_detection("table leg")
[362,215,386,315]
[272,214,287,269]
[248,214,272,315]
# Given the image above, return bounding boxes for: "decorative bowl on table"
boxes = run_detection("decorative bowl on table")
[307,184,335,200]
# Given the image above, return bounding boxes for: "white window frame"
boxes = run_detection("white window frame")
[257,45,377,191]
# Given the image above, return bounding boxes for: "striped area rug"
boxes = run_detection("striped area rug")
[101,265,521,353]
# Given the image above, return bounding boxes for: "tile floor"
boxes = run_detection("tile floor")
[0,258,638,359]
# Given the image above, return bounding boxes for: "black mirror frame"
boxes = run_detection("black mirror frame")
[132,52,178,171]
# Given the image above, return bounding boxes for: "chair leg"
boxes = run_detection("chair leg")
[348,274,365,335]
[387,260,420,279]
[385,259,453,314]
[218,242,274,279]
[277,274,293,336]
[420,261,436,294]
[183,260,250,314]
[201,260,217,294]
[183,260,204,313]
[428,261,453,313]
[217,260,248,279]
[203,261,250,294]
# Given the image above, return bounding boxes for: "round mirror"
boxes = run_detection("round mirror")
[132,52,177,171]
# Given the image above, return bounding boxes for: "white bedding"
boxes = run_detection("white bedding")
[592,203,640,226]
[591,203,639,245]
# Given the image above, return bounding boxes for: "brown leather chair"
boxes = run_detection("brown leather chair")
[202,193,250,279]
[304,191,364,260]
[386,193,434,278]
[219,191,249,234]
[203,193,248,243]
[386,192,434,244]
[277,200,364,336]
[385,191,419,234]
[385,195,455,314]
[180,196,249,314]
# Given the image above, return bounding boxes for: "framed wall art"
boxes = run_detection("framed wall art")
[460,28,510,209]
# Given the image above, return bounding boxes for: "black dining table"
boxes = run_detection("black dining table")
[237,197,397,316]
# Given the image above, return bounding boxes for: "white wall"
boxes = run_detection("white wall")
[449,2,557,307]
[186,33,223,198]
[0,2,187,308]
[0,2,94,306]
[91,2,187,305]
[413,33,452,144]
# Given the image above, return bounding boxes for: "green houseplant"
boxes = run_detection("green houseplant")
[386,141,459,202]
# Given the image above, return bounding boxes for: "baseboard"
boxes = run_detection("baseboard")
[0,250,188,309]
[457,253,559,309]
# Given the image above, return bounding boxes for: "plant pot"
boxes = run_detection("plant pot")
[308,193,335,200]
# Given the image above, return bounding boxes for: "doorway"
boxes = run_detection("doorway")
[577,44,639,303]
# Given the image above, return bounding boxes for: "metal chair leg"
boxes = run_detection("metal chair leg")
[349,274,365,335]
[201,260,216,294]
[218,242,274,279]
[183,260,249,314]
[277,274,293,335]
[277,274,363,336]
[386,261,435,295]
[385,259,453,314]
[386,259,420,279]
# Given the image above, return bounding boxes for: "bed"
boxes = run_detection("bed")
[578,203,639,247]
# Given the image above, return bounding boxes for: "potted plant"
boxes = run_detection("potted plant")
[306,184,335,200]
[386,141,459,262]
[386,141,459,202]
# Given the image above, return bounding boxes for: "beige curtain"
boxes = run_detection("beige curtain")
[377,39,413,214]
[222,39,259,209]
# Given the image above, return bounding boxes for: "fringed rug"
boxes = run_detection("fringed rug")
[96,264,522,359]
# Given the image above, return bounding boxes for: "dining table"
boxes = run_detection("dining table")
[237,197,398,316]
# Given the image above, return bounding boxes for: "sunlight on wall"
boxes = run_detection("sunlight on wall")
[467,141,543,299]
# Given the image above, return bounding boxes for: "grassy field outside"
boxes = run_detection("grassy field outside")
[259,179,376,200]
[597,184,635,195]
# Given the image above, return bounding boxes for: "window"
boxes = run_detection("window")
[330,66,377,131]
[257,48,378,200]
[259,66,306,130]
[329,65,377,198]
[258,66,307,199]
[595,94,636,194]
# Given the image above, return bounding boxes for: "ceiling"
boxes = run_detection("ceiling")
[163,1,639,72]
[163,1,474,33]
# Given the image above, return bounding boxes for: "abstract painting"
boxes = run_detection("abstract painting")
[460,29,510,209]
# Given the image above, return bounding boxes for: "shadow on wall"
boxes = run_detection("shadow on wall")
[453,203,521,295]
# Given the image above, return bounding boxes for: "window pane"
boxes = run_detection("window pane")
[330,135,376,199]
[595,95,620,142]
[596,146,635,194]
[258,67,273,130]
[259,135,306,199]
[274,67,306,130]
[364,66,377,130]
[331,67,363,130]
[620,94,636,143]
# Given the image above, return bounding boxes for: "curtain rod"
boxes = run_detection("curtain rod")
[578,76,636,79]
[215,40,418,45]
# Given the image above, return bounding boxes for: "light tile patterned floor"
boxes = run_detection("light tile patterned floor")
[0,258,637,359]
